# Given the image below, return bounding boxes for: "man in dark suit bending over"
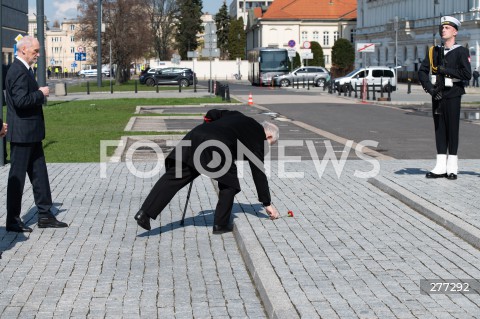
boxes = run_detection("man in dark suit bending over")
[135,109,280,234]
[5,36,68,232]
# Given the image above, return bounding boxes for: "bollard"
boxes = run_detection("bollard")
[303,76,305,88]
[110,81,113,94]
[135,80,138,93]
[221,85,225,101]
[372,83,376,100]
[380,84,384,99]
[208,79,211,93]
[329,81,333,94]
[354,83,358,98]
[387,81,392,101]
[407,79,411,94]
[194,78,197,93]
[156,81,159,93]
[296,79,299,89]
[87,81,90,95]
[307,78,310,90]
[360,83,363,100]
[348,85,352,97]
[225,85,231,102]
[367,84,370,100]
[178,80,182,93]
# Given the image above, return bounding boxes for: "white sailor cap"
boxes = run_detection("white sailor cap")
[441,16,461,30]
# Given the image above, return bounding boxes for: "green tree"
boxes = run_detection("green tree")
[175,0,203,59]
[331,38,355,77]
[310,41,324,67]
[215,1,230,59]
[292,52,301,69]
[228,17,245,59]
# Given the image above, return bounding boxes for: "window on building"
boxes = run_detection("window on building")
[323,31,329,46]
[54,47,60,53]
[70,47,75,53]
[333,31,339,42]
[301,31,308,41]
[350,29,356,43]
[313,31,319,42]
[71,36,75,42]
[324,55,330,64]
[70,25,75,31]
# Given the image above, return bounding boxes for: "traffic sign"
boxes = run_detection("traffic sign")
[356,43,375,53]
[287,48,296,58]
[75,52,87,61]
[288,40,296,48]
[71,62,78,68]
[303,41,311,49]
[301,53,313,59]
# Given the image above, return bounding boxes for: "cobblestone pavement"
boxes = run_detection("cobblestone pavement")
[1,160,480,318]
[2,90,480,318]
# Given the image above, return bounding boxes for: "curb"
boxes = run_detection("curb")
[368,176,480,249]
[234,215,300,319]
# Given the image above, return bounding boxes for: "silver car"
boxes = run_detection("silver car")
[273,66,330,87]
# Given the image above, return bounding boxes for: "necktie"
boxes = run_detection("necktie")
[29,68,34,78]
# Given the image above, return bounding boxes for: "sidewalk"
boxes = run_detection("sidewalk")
[1,160,480,318]
[1,94,480,318]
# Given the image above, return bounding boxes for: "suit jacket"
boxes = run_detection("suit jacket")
[5,58,46,143]
[166,109,272,205]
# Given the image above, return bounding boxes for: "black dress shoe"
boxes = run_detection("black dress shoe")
[38,214,68,228]
[425,172,447,178]
[212,224,234,234]
[134,210,151,231]
[446,173,457,180]
[6,223,33,233]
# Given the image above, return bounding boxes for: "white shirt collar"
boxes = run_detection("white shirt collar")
[16,56,31,70]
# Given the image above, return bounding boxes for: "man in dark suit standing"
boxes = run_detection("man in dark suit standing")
[134,109,280,234]
[5,36,68,232]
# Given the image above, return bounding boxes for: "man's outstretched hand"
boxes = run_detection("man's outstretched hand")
[265,205,279,220]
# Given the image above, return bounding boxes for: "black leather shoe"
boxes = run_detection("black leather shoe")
[38,214,68,228]
[212,224,234,234]
[134,210,151,231]
[6,223,33,233]
[425,172,447,178]
[446,173,457,180]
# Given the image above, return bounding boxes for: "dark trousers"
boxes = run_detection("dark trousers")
[7,142,52,222]
[141,163,238,226]
[432,96,461,155]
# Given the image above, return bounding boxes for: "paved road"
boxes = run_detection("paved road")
[1,84,480,318]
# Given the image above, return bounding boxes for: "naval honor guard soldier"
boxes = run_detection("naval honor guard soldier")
[418,16,471,180]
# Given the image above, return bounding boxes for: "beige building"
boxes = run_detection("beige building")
[28,16,94,74]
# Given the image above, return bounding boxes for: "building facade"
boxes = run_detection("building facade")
[229,0,274,23]
[1,0,28,65]
[245,0,356,69]
[356,0,480,78]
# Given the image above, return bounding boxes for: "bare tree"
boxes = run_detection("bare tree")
[77,0,152,83]
[142,0,178,61]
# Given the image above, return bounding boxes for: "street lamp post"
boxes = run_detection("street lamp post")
[97,0,102,87]
[36,0,47,87]
[433,0,439,45]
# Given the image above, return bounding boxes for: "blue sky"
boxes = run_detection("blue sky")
[28,0,223,25]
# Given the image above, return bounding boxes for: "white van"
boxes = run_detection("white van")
[334,66,396,92]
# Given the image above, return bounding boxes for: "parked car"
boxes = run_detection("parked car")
[78,69,110,78]
[273,66,330,87]
[139,67,196,87]
[334,66,397,92]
